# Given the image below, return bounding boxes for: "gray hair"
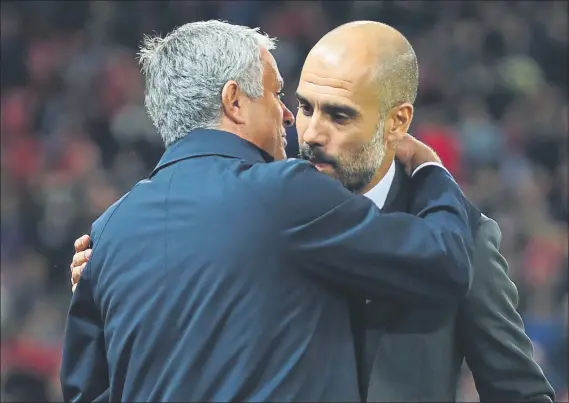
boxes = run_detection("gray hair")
[138,20,277,147]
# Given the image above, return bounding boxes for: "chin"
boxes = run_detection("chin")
[273,147,287,161]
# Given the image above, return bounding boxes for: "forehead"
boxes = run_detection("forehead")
[297,49,378,108]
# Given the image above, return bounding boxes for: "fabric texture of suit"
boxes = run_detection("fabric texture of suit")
[60,129,479,402]
[366,162,555,402]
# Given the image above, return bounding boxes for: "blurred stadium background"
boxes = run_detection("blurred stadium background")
[0,1,567,401]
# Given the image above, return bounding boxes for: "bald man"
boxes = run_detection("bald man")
[68,21,554,402]
[294,21,554,402]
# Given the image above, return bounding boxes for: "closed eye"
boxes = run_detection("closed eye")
[298,102,313,116]
[295,91,359,123]
[331,114,349,124]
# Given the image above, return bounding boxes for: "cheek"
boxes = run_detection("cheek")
[295,114,307,142]
[331,125,354,145]
[266,100,283,127]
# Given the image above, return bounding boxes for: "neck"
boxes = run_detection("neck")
[218,120,242,138]
[359,146,396,194]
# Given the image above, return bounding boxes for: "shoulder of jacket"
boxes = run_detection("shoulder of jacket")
[474,213,501,244]
[92,191,131,236]
[248,158,315,183]
[478,213,498,229]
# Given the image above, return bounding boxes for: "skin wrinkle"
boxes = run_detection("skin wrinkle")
[299,85,356,98]
[302,73,355,88]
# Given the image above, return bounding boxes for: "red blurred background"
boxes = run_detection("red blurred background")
[1,1,567,401]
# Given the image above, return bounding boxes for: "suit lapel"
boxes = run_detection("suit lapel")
[355,163,410,402]
[362,161,412,399]
[382,160,410,213]
[367,161,469,402]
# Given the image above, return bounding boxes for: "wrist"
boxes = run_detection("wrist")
[411,153,441,172]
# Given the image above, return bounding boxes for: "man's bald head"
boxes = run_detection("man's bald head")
[296,21,418,194]
[310,21,418,116]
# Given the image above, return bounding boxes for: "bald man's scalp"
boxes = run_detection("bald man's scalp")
[324,21,419,117]
[374,36,418,117]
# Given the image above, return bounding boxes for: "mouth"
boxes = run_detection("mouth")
[281,134,287,147]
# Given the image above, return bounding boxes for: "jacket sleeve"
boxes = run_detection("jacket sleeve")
[278,160,478,304]
[60,264,110,402]
[60,194,129,402]
[457,217,555,402]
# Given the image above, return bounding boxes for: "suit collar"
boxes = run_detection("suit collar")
[150,129,274,178]
[363,159,410,212]
[382,160,410,213]
[364,160,396,209]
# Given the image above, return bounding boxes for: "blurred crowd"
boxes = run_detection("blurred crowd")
[1,1,567,401]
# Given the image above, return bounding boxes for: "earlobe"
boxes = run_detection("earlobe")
[221,81,246,124]
[384,104,412,144]
[221,81,238,112]
[396,104,413,127]
[388,103,413,141]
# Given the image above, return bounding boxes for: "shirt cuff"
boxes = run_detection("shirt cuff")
[411,162,450,178]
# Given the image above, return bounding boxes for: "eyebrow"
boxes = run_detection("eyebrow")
[295,92,361,120]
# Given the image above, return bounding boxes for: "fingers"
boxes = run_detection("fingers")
[387,131,408,143]
[74,235,91,253]
[394,133,414,166]
[395,134,422,176]
[70,237,91,294]
[72,249,92,268]
[71,262,87,287]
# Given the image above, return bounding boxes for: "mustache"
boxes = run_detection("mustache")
[298,144,338,168]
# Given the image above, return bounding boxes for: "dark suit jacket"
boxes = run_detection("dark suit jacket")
[366,162,555,402]
[60,129,479,402]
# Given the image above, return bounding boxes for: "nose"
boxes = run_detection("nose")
[282,103,295,128]
[300,118,327,148]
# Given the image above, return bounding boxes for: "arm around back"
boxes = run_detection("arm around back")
[275,159,478,304]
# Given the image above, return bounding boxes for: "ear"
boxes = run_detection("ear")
[221,80,247,125]
[385,103,414,143]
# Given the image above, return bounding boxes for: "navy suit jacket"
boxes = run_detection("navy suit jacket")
[60,129,479,402]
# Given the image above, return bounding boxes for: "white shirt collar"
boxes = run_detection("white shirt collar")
[364,160,396,209]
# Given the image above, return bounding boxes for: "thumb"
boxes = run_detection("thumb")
[394,132,414,151]
[395,134,415,170]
